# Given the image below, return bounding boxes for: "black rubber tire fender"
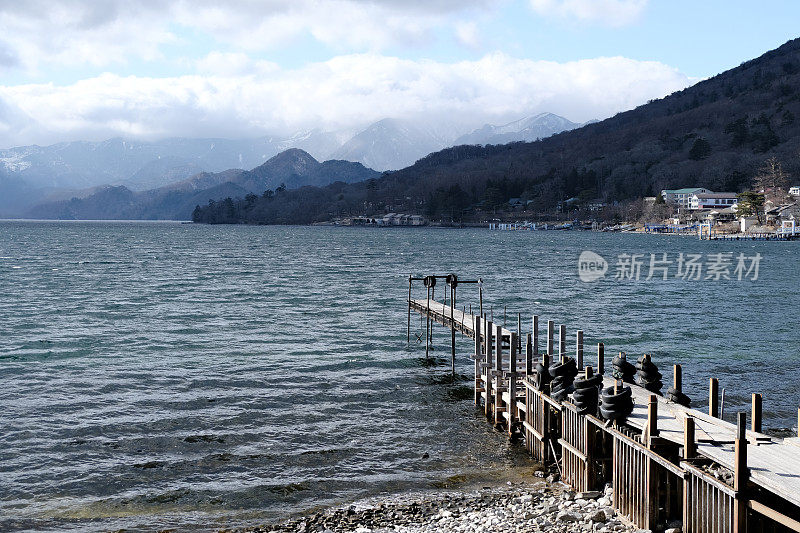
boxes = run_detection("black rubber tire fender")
[600,405,630,421]
[549,357,577,377]
[634,374,662,386]
[572,387,598,403]
[601,385,632,403]
[573,374,603,390]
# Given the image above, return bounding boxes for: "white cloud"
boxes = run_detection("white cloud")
[529,0,648,26]
[195,52,279,77]
[455,21,482,49]
[0,0,498,71]
[0,52,691,147]
[0,1,176,71]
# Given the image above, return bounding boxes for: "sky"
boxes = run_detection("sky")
[0,0,799,148]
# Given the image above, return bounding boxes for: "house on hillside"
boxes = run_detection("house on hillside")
[508,198,525,210]
[688,192,738,210]
[377,213,426,226]
[789,186,800,197]
[766,203,799,225]
[557,197,579,212]
[661,188,711,208]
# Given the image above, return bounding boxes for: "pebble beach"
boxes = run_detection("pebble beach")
[233,477,654,533]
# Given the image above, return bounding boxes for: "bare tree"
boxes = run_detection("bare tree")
[753,156,789,202]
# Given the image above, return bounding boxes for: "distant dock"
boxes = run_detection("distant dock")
[408,276,800,533]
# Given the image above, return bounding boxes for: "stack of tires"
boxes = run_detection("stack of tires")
[549,357,578,401]
[571,373,603,415]
[611,352,635,382]
[666,386,691,406]
[600,385,634,422]
[633,354,663,394]
[534,359,552,391]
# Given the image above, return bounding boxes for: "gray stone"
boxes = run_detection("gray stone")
[587,510,607,523]
[557,511,582,522]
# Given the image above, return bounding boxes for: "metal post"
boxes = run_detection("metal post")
[450,285,456,375]
[425,285,431,360]
[532,315,539,357]
[547,320,554,355]
[559,324,566,363]
[407,276,412,344]
[576,330,583,370]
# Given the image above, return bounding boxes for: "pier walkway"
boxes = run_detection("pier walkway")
[409,294,800,533]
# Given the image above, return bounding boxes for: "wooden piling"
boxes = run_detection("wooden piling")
[547,320,554,355]
[494,323,503,426]
[517,313,522,352]
[508,332,518,436]
[597,342,604,374]
[734,412,748,533]
[478,279,483,318]
[709,378,719,418]
[559,324,566,363]
[474,319,482,405]
[647,394,659,442]
[525,333,533,377]
[674,364,682,392]
[751,393,762,434]
[576,330,583,370]
[683,416,695,459]
[485,320,493,418]
[532,315,539,357]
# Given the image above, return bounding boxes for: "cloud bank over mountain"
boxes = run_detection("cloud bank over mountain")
[0,53,691,148]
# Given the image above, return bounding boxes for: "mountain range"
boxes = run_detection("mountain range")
[0,112,581,217]
[454,113,584,145]
[26,149,378,220]
[190,36,800,225]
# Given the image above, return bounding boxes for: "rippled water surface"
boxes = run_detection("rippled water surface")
[1,221,798,531]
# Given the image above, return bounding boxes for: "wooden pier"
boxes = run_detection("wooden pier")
[409,286,800,533]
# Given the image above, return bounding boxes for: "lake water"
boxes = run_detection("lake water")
[1,221,798,531]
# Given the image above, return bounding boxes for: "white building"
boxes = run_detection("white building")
[377,213,426,226]
[661,188,711,208]
[789,186,800,197]
[689,192,738,210]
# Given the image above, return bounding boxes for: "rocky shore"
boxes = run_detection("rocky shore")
[231,478,646,533]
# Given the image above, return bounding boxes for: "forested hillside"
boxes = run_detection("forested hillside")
[194,37,800,224]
